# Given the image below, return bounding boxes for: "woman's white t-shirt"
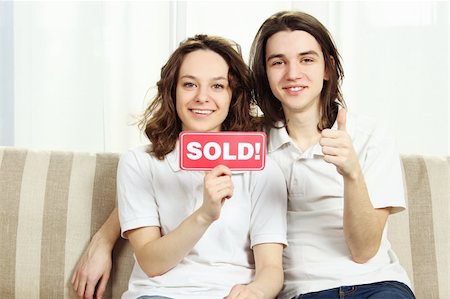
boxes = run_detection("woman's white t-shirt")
[117,144,288,299]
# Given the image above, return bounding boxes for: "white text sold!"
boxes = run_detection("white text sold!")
[179,132,266,170]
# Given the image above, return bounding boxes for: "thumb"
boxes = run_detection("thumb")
[337,108,347,131]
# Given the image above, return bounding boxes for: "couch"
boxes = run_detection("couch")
[0,147,448,298]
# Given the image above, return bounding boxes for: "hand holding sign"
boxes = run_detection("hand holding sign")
[199,165,233,223]
[179,132,266,170]
[320,108,360,178]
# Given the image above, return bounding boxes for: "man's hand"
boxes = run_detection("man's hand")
[320,108,361,179]
[71,238,112,299]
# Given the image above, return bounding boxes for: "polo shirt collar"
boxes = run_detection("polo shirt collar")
[167,141,181,172]
[268,121,323,157]
[268,112,355,157]
[268,121,290,153]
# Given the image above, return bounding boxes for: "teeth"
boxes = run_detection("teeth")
[192,109,213,115]
[288,86,303,92]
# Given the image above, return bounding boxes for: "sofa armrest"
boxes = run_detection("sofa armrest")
[389,155,449,299]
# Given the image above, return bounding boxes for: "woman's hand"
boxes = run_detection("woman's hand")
[199,164,233,224]
[225,284,265,299]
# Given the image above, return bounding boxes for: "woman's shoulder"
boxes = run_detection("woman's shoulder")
[119,144,158,166]
[121,144,150,158]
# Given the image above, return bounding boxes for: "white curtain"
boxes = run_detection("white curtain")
[4,1,174,152]
[1,1,448,154]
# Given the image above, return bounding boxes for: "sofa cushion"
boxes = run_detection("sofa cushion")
[0,147,133,298]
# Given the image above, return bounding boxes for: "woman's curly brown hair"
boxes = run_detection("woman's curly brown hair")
[139,34,260,160]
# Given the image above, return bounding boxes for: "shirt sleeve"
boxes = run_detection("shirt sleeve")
[249,157,288,247]
[117,147,160,238]
[361,121,406,213]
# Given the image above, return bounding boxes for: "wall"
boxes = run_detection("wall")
[0,1,448,154]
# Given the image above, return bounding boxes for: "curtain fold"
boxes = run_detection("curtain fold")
[0,1,14,146]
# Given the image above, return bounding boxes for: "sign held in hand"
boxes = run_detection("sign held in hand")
[179,132,266,171]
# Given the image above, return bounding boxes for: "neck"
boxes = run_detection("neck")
[284,109,321,151]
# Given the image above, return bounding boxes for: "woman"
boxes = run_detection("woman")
[117,34,286,299]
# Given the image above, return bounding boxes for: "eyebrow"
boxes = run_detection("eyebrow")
[179,75,228,81]
[266,50,320,61]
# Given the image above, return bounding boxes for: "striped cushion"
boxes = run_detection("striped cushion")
[389,155,449,299]
[0,147,448,299]
[0,147,133,298]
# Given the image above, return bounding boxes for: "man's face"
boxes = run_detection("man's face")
[265,30,328,116]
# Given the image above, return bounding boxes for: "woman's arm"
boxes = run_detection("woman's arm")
[127,164,234,277]
[71,207,120,299]
[225,243,284,299]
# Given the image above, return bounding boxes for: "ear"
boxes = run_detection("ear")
[324,56,335,81]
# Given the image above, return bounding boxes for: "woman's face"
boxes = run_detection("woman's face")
[176,49,232,132]
[265,30,328,117]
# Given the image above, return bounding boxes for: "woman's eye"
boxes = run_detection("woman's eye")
[212,83,224,89]
[302,58,314,63]
[183,82,196,88]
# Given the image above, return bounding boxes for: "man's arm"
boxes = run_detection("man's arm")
[321,108,389,263]
[342,170,390,263]
[71,207,120,299]
[127,164,234,277]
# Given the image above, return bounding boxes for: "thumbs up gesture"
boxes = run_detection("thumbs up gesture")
[320,108,360,178]
[337,106,347,132]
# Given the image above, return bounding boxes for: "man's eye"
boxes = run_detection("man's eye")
[212,84,224,89]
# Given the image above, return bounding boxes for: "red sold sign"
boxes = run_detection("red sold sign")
[179,132,266,171]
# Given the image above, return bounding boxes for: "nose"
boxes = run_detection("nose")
[195,86,210,103]
[286,62,304,81]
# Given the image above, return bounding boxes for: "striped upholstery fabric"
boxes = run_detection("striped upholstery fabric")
[389,155,449,299]
[0,147,448,299]
[0,147,133,298]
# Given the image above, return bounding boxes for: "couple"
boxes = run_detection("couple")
[71,10,415,299]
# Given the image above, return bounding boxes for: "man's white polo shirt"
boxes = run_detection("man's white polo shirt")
[117,144,287,299]
[268,112,412,298]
